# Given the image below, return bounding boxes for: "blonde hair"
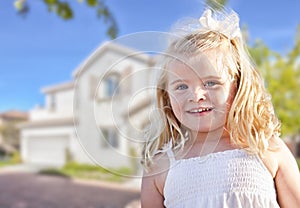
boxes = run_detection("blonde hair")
[142,15,281,169]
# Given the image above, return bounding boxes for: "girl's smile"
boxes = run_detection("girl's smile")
[186,106,214,114]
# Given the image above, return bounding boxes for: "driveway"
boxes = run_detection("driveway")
[0,172,141,208]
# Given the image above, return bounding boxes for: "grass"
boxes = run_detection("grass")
[297,158,300,171]
[0,159,17,167]
[39,162,134,183]
[0,152,21,167]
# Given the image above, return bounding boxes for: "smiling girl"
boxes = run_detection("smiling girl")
[141,9,300,208]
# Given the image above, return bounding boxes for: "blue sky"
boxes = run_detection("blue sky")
[0,0,299,112]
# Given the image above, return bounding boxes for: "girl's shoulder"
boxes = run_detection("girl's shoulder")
[146,152,171,173]
[142,152,171,196]
[269,137,300,207]
[271,136,299,172]
[260,136,295,178]
[141,152,169,207]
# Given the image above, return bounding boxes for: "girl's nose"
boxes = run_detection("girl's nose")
[189,88,207,102]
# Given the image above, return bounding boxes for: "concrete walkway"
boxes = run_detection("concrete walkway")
[0,166,141,208]
[0,164,50,173]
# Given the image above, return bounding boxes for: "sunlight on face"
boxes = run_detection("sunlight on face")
[166,49,237,133]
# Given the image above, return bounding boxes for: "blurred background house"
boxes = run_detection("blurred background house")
[19,42,155,170]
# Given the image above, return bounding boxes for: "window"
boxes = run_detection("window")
[101,128,119,148]
[97,73,120,100]
[90,76,98,99]
[49,94,56,111]
[108,75,119,96]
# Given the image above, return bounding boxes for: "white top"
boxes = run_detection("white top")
[163,148,279,208]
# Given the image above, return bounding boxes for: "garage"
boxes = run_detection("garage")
[26,136,68,167]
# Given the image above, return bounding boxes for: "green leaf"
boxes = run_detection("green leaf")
[56,2,73,19]
[86,0,98,7]
[107,25,117,39]
[205,0,228,11]
[44,0,57,5]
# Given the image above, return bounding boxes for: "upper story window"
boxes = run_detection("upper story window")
[49,94,56,111]
[96,73,121,100]
[105,74,119,97]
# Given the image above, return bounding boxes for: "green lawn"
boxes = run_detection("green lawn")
[0,159,17,167]
[39,162,134,182]
[0,152,21,167]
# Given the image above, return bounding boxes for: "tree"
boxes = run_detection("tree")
[13,0,229,39]
[206,0,228,11]
[248,26,300,138]
[14,0,118,38]
[0,121,20,150]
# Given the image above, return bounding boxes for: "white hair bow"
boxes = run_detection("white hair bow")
[199,9,241,39]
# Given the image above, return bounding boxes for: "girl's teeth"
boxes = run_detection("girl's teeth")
[190,108,211,113]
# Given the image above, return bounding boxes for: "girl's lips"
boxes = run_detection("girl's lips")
[186,107,213,114]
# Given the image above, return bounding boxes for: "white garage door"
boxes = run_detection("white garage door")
[27,136,68,167]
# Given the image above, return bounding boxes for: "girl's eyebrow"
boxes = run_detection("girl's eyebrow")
[169,76,222,85]
[201,75,223,80]
[169,79,187,85]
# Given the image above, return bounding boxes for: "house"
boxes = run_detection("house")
[19,42,156,169]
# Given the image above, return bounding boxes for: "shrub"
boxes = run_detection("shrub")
[11,151,22,163]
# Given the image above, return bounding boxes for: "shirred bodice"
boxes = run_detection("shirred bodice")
[163,149,279,208]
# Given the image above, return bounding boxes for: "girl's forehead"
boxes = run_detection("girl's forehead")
[166,50,230,79]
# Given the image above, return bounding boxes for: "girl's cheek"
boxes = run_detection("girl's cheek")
[169,92,186,105]
[169,94,186,111]
[169,98,182,120]
[169,96,182,110]
[210,86,235,113]
[215,91,228,105]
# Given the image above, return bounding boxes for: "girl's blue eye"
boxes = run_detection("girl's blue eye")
[176,84,188,90]
[204,81,217,87]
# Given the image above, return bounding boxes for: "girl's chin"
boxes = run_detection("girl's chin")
[186,127,213,133]
[184,125,226,134]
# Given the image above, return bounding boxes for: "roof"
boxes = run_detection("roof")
[0,110,28,121]
[72,41,153,78]
[18,118,75,129]
[41,81,74,94]
[40,43,155,95]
